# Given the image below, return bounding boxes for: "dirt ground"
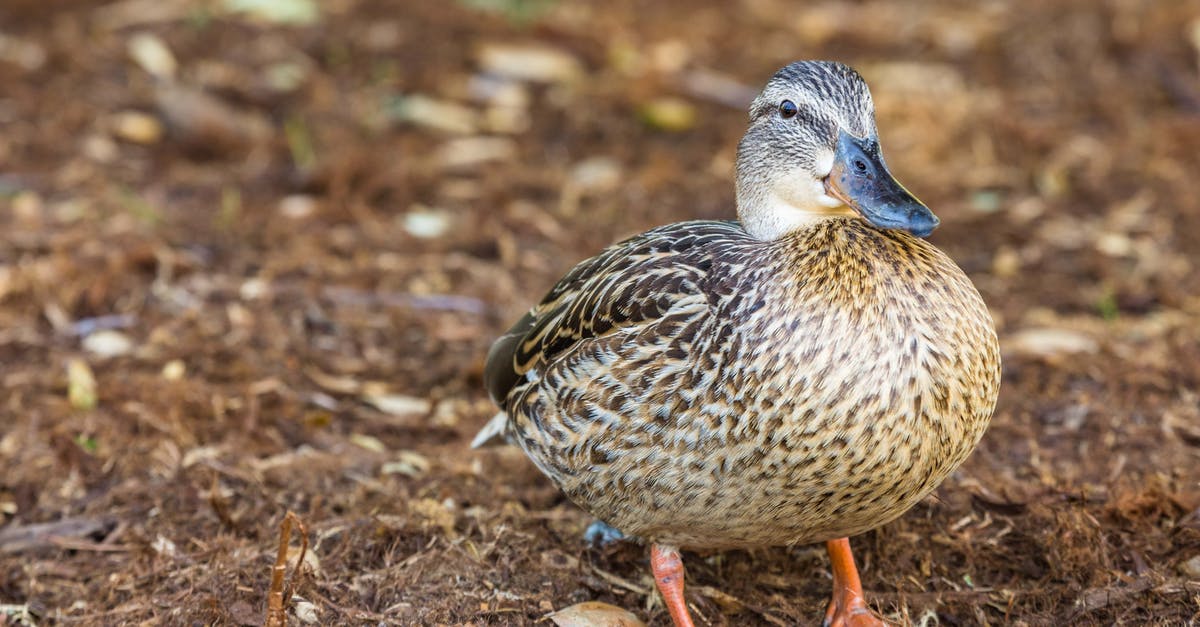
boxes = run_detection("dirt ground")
[1,0,1199,625]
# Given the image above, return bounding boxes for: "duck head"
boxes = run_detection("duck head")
[735,60,939,241]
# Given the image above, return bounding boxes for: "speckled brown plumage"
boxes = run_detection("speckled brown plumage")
[486,217,1000,549]
[480,60,1002,626]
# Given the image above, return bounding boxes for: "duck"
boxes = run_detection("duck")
[476,60,1002,627]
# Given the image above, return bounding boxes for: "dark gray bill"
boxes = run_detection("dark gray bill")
[825,130,939,238]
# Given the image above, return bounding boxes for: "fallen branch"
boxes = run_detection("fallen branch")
[1073,576,1200,616]
[0,517,115,554]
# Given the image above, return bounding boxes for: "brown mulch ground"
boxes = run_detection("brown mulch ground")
[2,1,1199,625]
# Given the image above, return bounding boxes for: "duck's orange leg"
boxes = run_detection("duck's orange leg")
[823,537,886,626]
[650,544,695,627]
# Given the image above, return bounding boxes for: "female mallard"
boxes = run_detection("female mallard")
[479,60,1001,626]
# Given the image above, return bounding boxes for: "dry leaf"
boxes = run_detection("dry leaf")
[548,601,646,627]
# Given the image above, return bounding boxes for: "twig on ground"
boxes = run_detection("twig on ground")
[264,511,309,627]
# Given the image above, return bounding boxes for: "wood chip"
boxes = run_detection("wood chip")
[1006,328,1099,359]
[66,359,97,410]
[127,33,177,79]
[82,330,134,358]
[362,393,431,417]
[478,43,582,84]
[110,111,163,144]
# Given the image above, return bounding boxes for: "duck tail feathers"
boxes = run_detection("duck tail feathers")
[470,411,512,449]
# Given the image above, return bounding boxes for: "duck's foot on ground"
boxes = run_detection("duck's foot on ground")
[823,537,888,627]
[650,544,695,627]
[583,520,627,547]
[823,596,886,627]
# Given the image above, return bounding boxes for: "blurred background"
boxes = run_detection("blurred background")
[1,0,1198,624]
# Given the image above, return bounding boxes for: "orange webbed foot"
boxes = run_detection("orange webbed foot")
[823,592,887,627]
[650,544,696,627]
[822,537,888,627]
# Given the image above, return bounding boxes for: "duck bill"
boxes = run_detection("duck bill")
[824,130,940,238]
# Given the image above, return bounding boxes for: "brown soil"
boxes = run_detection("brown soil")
[1,1,1199,625]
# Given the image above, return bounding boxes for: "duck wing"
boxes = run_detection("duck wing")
[483,220,746,411]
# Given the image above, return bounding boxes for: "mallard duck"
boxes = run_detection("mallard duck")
[477,60,1001,626]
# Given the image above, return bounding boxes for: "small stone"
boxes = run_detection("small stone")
[83,330,135,358]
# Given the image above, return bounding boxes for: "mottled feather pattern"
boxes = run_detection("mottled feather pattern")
[485,217,1000,549]
[488,220,742,409]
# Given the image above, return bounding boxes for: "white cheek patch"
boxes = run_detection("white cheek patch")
[812,150,843,208]
[773,167,820,207]
[772,158,847,211]
[814,149,835,178]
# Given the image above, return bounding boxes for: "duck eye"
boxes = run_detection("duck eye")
[778,100,798,119]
